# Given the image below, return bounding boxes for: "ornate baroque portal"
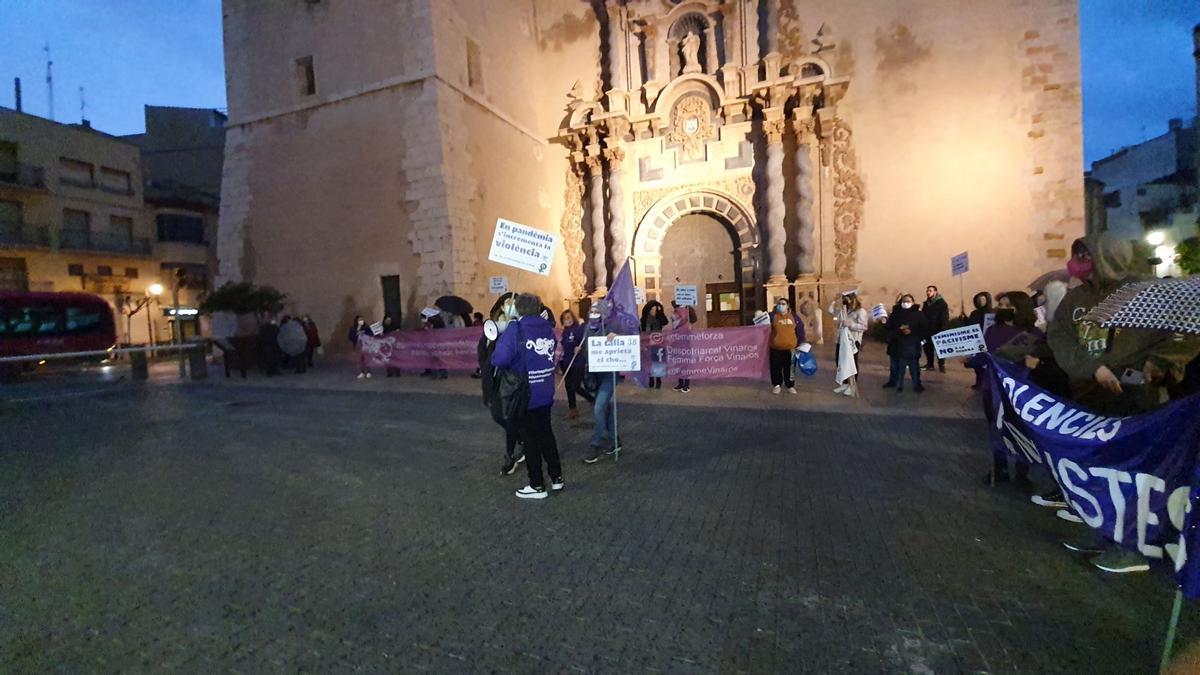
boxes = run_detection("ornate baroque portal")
[554,0,865,336]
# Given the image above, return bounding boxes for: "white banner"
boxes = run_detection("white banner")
[931,324,986,359]
[674,285,698,306]
[634,287,645,304]
[487,218,557,276]
[488,276,508,294]
[587,335,641,372]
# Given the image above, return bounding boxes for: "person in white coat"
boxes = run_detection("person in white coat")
[828,290,870,395]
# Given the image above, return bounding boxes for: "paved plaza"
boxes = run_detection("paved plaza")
[0,361,1194,673]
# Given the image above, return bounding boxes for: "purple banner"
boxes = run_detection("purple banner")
[359,327,482,371]
[638,325,769,382]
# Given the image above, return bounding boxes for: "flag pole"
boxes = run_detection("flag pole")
[612,371,620,462]
[1159,588,1183,673]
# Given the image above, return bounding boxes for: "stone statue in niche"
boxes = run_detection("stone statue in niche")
[681,31,702,74]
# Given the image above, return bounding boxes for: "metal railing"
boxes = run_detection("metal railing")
[0,222,51,248]
[0,163,48,190]
[59,229,153,255]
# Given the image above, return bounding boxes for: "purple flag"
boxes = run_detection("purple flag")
[603,258,641,337]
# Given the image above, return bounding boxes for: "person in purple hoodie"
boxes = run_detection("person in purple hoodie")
[491,293,563,500]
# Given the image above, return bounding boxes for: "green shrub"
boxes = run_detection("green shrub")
[199,282,286,318]
[1177,237,1200,276]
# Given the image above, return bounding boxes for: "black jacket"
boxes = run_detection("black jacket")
[885,306,928,359]
[922,296,949,336]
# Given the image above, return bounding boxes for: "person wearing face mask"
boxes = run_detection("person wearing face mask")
[882,294,927,392]
[491,293,563,499]
[828,291,868,395]
[982,292,1043,489]
[965,292,994,390]
[669,301,697,393]
[583,304,620,461]
[347,315,373,379]
[768,297,805,394]
[479,295,524,475]
[558,309,593,419]
[921,285,950,372]
[640,302,669,390]
[1047,234,1200,574]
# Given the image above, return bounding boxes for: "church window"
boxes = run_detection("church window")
[295,55,316,97]
[466,39,483,91]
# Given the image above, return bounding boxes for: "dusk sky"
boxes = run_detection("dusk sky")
[1,1,1197,166]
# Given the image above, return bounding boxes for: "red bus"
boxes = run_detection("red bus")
[0,291,117,360]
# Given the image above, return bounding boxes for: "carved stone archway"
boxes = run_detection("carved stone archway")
[632,188,761,320]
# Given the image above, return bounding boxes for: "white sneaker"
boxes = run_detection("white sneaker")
[515,486,547,500]
[356,373,365,379]
[787,387,797,395]
[772,385,781,395]
[840,387,855,397]
[834,383,848,393]
[1056,509,1083,524]
[365,372,372,378]
[550,478,564,491]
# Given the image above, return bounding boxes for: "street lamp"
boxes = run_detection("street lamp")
[147,282,163,346]
[1146,231,1166,247]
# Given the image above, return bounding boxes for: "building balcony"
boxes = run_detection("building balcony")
[0,164,49,192]
[0,221,51,249]
[59,229,153,256]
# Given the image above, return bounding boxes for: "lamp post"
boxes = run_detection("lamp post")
[172,269,187,378]
[146,283,163,346]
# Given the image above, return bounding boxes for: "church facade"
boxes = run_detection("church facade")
[217,0,1083,342]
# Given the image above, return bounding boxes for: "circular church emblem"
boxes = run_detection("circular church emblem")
[683,117,700,135]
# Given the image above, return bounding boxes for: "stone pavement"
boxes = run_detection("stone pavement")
[187,341,987,421]
[1,376,1194,672]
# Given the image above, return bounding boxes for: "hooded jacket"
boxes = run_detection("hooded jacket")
[967,292,993,328]
[491,314,557,411]
[884,305,927,359]
[1047,233,1200,413]
[921,294,949,336]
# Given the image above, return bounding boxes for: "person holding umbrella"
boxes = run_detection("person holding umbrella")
[277,315,309,374]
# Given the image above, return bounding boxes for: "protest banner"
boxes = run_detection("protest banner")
[931,324,986,359]
[359,326,482,371]
[489,276,508,294]
[587,335,641,372]
[487,218,557,276]
[986,355,1200,597]
[674,285,698,306]
[636,325,769,382]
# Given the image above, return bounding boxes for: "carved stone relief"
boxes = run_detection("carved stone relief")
[830,119,865,279]
[559,164,587,297]
[666,95,716,161]
[633,175,755,223]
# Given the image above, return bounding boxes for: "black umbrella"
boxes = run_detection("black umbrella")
[435,295,473,316]
[1083,277,1200,335]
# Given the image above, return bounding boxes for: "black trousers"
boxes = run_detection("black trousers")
[769,349,794,387]
[923,340,944,369]
[514,405,561,489]
[562,363,593,409]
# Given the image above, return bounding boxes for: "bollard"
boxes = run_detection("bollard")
[130,349,149,381]
[188,346,207,381]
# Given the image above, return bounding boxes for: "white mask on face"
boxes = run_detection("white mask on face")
[496,317,510,333]
[504,303,517,319]
[901,302,914,310]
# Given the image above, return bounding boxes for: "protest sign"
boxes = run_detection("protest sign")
[487,218,557,275]
[488,276,508,294]
[753,312,772,326]
[636,325,769,382]
[982,312,996,334]
[951,251,970,276]
[359,326,482,371]
[931,324,986,359]
[871,303,888,322]
[587,335,641,372]
[674,285,698,306]
[369,320,384,336]
[986,356,1200,597]
[634,287,645,305]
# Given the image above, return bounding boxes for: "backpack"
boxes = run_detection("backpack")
[497,322,530,421]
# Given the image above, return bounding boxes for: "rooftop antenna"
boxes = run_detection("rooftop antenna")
[44,43,54,121]
[79,86,86,123]
[13,77,21,113]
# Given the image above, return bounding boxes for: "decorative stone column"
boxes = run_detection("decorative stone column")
[763,115,788,285]
[560,161,588,299]
[605,145,628,270]
[607,5,627,91]
[585,154,608,293]
[793,110,817,275]
[764,0,781,56]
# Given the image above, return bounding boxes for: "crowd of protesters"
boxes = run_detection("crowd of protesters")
[256,314,321,377]
[970,233,1200,574]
